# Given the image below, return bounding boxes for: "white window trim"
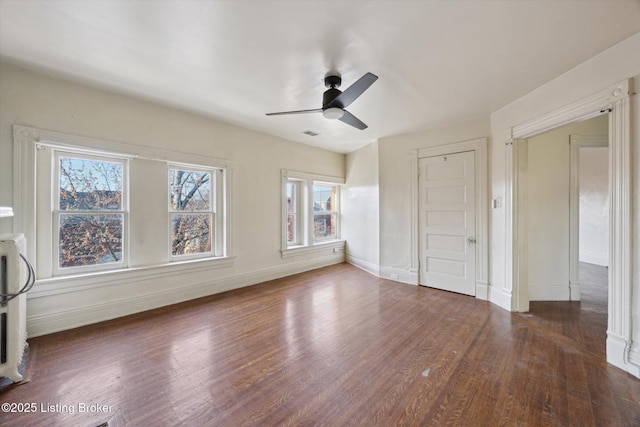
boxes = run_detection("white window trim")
[281,239,345,259]
[281,169,344,258]
[167,163,225,261]
[53,150,129,275]
[311,181,340,243]
[30,255,236,298]
[285,178,304,247]
[13,124,234,292]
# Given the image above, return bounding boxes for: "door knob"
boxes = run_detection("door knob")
[467,237,476,245]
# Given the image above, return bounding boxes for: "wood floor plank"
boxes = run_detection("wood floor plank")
[1,262,638,426]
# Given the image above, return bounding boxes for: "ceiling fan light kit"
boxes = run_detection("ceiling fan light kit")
[266,72,378,130]
[322,107,344,120]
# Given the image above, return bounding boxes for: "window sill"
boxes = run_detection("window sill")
[30,256,235,298]
[281,240,345,259]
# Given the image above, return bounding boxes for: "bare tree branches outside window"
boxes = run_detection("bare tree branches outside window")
[169,169,213,256]
[58,156,124,268]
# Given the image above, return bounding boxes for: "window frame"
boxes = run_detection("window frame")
[52,149,130,276]
[285,178,304,247]
[168,163,226,261]
[281,170,344,257]
[312,182,339,243]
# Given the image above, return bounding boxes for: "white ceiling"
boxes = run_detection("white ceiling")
[1,1,639,153]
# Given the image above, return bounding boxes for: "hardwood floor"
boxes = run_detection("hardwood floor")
[1,263,638,426]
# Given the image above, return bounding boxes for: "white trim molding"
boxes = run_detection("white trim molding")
[510,81,628,140]
[13,126,38,263]
[281,240,345,259]
[503,79,637,376]
[569,137,580,300]
[378,265,419,285]
[409,137,489,299]
[346,253,380,278]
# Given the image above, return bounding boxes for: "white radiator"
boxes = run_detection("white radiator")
[0,234,34,383]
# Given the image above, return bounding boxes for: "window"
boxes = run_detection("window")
[282,170,344,256]
[54,152,128,273]
[169,163,226,260]
[169,168,213,259]
[313,184,338,241]
[22,125,232,282]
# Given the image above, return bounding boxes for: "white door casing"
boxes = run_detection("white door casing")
[419,151,476,296]
[503,79,637,377]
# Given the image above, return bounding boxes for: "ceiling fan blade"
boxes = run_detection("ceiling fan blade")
[266,108,322,116]
[339,110,368,130]
[328,72,378,109]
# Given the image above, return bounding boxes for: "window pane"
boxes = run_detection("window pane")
[59,156,123,210]
[314,213,337,240]
[313,184,335,213]
[169,169,211,212]
[312,184,338,241]
[59,214,123,268]
[287,182,297,243]
[171,213,212,256]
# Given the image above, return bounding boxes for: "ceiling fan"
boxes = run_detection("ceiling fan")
[266,72,378,130]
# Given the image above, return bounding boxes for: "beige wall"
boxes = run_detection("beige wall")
[343,141,380,274]
[579,146,609,266]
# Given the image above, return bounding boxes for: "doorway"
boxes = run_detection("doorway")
[504,78,635,375]
[525,115,608,302]
[524,115,609,356]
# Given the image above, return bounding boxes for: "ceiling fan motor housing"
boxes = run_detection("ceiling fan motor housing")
[323,88,343,109]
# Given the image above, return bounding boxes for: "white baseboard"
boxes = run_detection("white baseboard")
[570,281,581,301]
[607,331,640,378]
[528,283,571,301]
[346,254,380,277]
[628,346,640,378]
[475,281,489,300]
[488,286,512,311]
[27,253,343,337]
[579,250,608,267]
[378,266,418,285]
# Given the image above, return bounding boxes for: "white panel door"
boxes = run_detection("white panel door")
[419,151,476,296]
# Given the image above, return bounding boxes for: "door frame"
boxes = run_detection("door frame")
[409,137,489,299]
[504,78,637,376]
